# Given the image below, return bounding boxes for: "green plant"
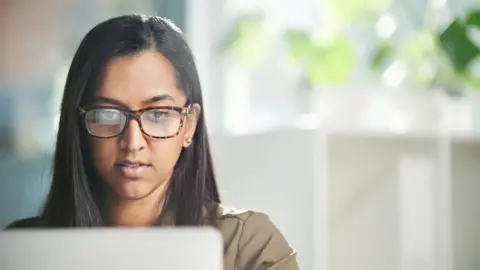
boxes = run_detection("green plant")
[369,9,480,89]
[284,30,355,86]
[219,3,479,90]
[438,9,480,88]
[218,0,389,87]
[218,13,268,67]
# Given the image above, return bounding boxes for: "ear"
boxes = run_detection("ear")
[182,103,201,148]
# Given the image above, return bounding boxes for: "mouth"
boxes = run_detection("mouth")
[115,161,152,178]
[116,160,152,167]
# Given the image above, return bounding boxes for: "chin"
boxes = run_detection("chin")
[111,180,159,201]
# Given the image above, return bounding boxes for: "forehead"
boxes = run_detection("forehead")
[96,50,185,107]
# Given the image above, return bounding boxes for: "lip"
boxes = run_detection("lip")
[115,161,152,179]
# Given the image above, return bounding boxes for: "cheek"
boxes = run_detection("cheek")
[90,138,118,172]
[150,137,185,170]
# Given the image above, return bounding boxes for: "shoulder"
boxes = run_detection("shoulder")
[4,217,42,230]
[214,205,299,270]
[214,205,275,236]
[215,204,260,222]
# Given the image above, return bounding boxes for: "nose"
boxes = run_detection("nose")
[119,118,147,152]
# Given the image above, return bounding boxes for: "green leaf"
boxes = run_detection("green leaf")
[466,74,480,88]
[402,30,437,60]
[304,36,356,85]
[466,9,480,27]
[324,0,391,26]
[284,30,356,85]
[217,13,269,67]
[229,22,269,67]
[284,29,313,62]
[370,40,393,70]
[438,19,480,72]
[465,55,480,88]
[431,58,463,87]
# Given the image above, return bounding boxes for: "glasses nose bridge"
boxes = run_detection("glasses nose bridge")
[124,109,144,127]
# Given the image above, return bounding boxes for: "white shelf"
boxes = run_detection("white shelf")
[450,143,480,270]
[313,128,479,270]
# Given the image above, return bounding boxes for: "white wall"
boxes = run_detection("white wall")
[328,134,440,270]
[210,129,317,269]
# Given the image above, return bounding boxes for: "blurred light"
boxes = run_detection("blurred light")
[418,60,437,82]
[297,113,318,130]
[468,56,480,78]
[431,0,447,10]
[467,26,480,47]
[382,61,408,87]
[224,66,251,134]
[390,110,408,134]
[375,13,397,38]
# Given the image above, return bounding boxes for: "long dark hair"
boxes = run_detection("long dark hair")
[41,14,220,227]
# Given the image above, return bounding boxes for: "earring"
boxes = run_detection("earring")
[186,138,192,144]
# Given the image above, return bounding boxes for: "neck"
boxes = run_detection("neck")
[105,182,168,227]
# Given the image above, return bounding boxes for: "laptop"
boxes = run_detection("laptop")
[0,227,223,270]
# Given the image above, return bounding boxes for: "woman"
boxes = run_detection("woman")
[5,14,299,269]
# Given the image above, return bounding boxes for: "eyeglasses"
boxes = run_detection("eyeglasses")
[79,105,191,139]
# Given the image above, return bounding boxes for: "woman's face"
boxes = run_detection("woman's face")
[88,50,200,201]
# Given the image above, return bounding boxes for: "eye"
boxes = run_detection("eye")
[144,110,170,122]
[154,111,169,118]
[98,109,121,121]
[86,108,122,124]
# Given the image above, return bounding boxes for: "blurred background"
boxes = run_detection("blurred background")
[1,0,479,269]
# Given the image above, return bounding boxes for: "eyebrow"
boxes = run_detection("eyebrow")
[92,94,175,108]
